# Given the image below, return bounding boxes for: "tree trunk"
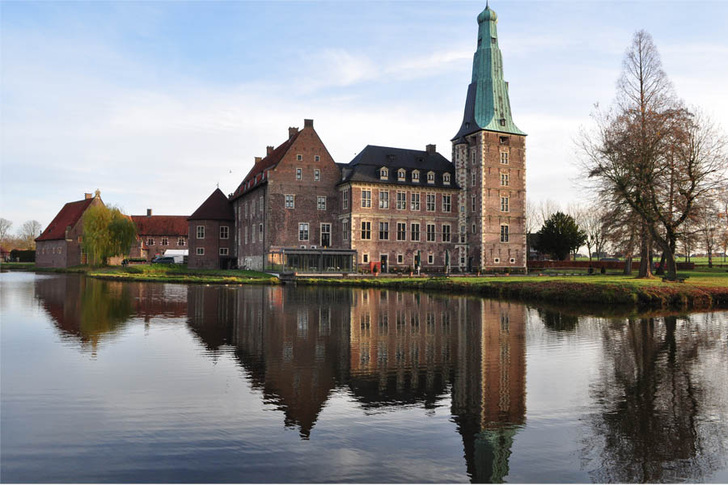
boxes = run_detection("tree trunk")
[655,252,666,275]
[623,255,633,275]
[638,229,653,278]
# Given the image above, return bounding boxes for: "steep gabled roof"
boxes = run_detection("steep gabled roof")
[188,188,234,221]
[36,197,96,242]
[131,215,189,237]
[340,145,458,189]
[231,131,300,200]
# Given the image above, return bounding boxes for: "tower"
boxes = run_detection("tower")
[452,4,526,272]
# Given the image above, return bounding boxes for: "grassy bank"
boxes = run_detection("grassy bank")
[33,264,279,285]
[0,262,36,271]
[297,268,728,311]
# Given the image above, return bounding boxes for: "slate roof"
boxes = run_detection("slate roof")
[189,188,234,221]
[230,132,300,200]
[339,145,458,189]
[36,197,95,242]
[131,215,189,237]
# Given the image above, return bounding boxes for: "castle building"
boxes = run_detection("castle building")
[452,4,527,272]
[188,4,525,274]
[129,210,189,262]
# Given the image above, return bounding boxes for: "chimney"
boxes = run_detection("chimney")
[304,119,314,128]
[84,193,93,200]
[146,209,152,217]
[254,156,263,164]
[426,144,436,154]
[266,146,274,155]
[288,127,299,139]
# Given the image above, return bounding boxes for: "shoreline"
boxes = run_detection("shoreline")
[7,264,728,312]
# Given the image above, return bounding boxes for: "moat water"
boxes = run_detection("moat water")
[1,272,727,483]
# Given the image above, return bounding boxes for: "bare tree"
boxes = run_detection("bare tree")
[18,220,42,249]
[581,31,726,280]
[0,218,12,242]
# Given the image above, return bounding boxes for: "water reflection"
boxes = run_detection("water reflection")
[28,275,728,483]
[584,314,728,482]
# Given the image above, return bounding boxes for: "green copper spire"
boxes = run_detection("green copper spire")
[453,5,525,140]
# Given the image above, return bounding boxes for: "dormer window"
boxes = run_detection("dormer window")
[412,170,420,182]
[397,169,406,181]
[427,171,435,184]
[443,173,451,185]
[380,167,389,180]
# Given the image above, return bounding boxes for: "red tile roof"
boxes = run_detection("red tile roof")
[231,131,300,199]
[189,188,234,221]
[36,198,95,242]
[131,215,189,237]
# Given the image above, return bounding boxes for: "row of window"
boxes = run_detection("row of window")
[194,247,229,256]
[357,221,510,243]
[284,195,328,211]
[378,168,452,185]
[470,172,511,186]
[295,154,321,162]
[469,195,511,212]
[354,190,454,212]
[196,225,229,239]
[295,168,322,181]
[242,196,264,219]
[144,237,186,247]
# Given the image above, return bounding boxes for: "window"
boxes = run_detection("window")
[426,194,435,211]
[177,237,185,246]
[501,173,510,186]
[315,155,320,162]
[443,173,451,185]
[361,190,372,208]
[147,237,154,246]
[220,226,229,239]
[196,226,205,239]
[299,223,309,241]
[472,223,476,234]
[321,223,331,247]
[410,192,420,211]
[426,224,436,242]
[380,167,389,180]
[427,172,435,184]
[219,247,229,256]
[501,196,509,212]
[196,247,205,255]
[471,196,476,212]
[411,223,420,242]
[259,223,263,236]
[244,202,248,218]
[251,224,256,243]
[396,191,407,210]
[314,169,320,181]
[500,225,509,242]
[500,136,510,145]
[296,154,303,161]
[379,222,389,240]
[397,254,404,264]
[285,194,295,209]
[442,195,451,212]
[428,253,434,264]
[361,221,371,240]
[244,226,248,244]
[472,172,478,186]
[510,257,516,264]
[317,196,326,210]
[397,222,406,241]
[342,190,349,210]
[161,237,168,246]
[362,253,369,263]
[500,152,509,164]
[412,170,420,182]
[379,191,389,209]
[398,169,406,181]
[296,168,302,180]
[259,196,264,213]
[442,224,451,242]
[343,220,349,241]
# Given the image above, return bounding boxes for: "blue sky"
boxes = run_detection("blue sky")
[2,0,727,231]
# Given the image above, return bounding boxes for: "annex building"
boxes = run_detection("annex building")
[188,4,526,274]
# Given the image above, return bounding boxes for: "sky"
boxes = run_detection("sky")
[2,0,727,233]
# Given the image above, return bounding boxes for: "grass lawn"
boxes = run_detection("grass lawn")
[86,264,278,285]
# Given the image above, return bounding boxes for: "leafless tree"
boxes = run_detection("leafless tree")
[581,30,726,280]
[18,220,42,250]
[0,218,12,242]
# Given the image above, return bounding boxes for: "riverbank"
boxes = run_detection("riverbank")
[11,263,728,311]
[297,269,728,311]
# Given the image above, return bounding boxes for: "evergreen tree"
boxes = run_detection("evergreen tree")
[534,212,586,261]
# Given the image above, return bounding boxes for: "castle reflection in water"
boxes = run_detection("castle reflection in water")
[35,276,526,482]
